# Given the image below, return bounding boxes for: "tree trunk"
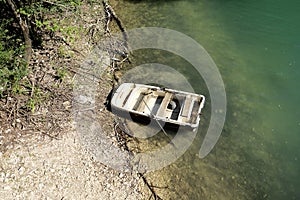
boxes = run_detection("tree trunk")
[6,0,32,63]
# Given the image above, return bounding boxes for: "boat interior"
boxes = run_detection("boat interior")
[121,87,203,125]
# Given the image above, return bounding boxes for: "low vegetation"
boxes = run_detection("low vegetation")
[0,0,107,151]
[0,0,80,96]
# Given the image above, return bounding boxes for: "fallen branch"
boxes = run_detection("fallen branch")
[138,173,163,200]
[102,0,128,49]
[42,0,68,9]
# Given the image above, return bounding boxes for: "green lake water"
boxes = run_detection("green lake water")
[112,0,300,199]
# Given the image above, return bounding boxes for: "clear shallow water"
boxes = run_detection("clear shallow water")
[112,0,300,199]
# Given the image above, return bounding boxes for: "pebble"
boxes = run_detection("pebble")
[3,185,11,190]
[5,172,11,179]
[4,129,11,134]
[11,173,16,179]
[0,172,4,182]
[18,167,25,175]
[39,183,44,189]
[63,101,71,109]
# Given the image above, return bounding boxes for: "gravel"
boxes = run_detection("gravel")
[0,131,144,200]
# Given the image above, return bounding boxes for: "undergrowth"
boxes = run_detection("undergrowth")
[0,0,84,98]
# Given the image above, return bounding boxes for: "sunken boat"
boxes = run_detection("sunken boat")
[110,83,205,132]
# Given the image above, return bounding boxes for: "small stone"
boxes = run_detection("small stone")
[4,129,11,134]
[3,185,11,190]
[39,183,44,189]
[5,172,10,179]
[10,173,16,179]
[63,101,71,109]
[18,167,25,175]
[0,177,3,182]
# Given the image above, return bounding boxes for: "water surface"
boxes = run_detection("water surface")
[112,0,300,199]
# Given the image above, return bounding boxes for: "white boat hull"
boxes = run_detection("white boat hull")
[111,83,205,131]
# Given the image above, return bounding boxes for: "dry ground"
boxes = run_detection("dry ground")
[0,1,148,199]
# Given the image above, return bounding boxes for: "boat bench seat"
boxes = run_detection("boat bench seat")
[156,93,173,117]
[141,94,157,114]
[181,95,194,118]
[124,89,143,110]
